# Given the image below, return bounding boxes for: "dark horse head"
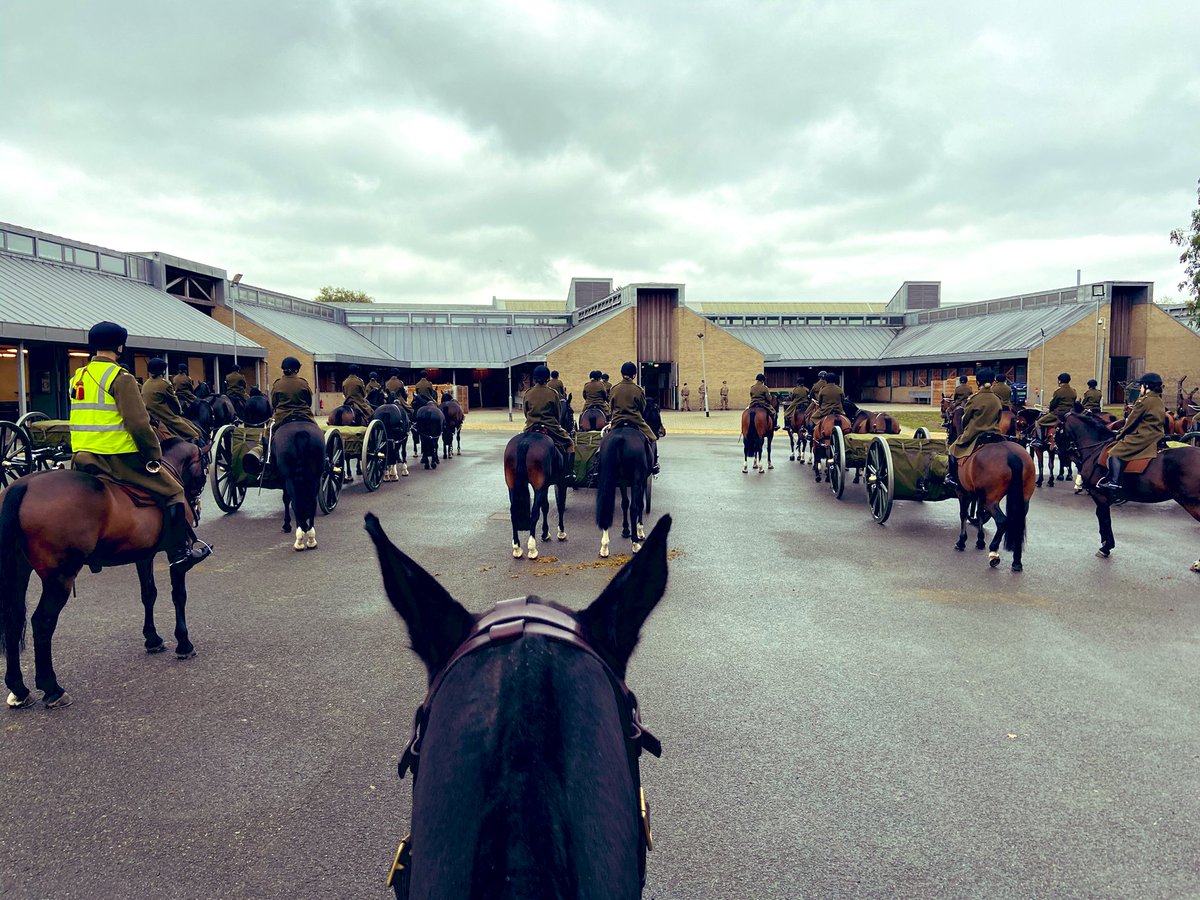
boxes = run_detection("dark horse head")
[365,512,670,899]
[242,395,272,427]
[559,393,576,434]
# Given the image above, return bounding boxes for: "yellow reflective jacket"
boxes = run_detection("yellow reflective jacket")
[70,360,139,454]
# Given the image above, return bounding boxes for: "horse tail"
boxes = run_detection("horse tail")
[0,482,30,648]
[1004,449,1027,555]
[508,439,532,531]
[596,435,621,530]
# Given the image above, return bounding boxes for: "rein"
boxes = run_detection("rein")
[387,596,661,897]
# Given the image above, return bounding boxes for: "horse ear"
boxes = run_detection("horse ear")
[578,515,671,679]
[364,513,474,679]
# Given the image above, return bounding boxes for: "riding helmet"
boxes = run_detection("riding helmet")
[282,356,301,372]
[756,373,766,382]
[958,375,968,384]
[533,364,551,382]
[88,321,128,352]
[550,370,559,378]
[1138,372,1163,389]
[369,371,379,381]
[1087,379,1098,388]
[1058,372,1071,383]
[348,364,360,375]
[975,367,995,383]
[589,369,601,379]
[620,362,637,378]
[602,373,610,381]
[419,369,429,379]
[147,357,168,376]
[176,363,189,374]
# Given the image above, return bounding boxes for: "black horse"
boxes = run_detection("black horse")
[504,431,569,559]
[414,402,445,470]
[596,425,654,559]
[365,512,669,900]
[273,420,325,551]
[440,394,465,459]
[372,402,411,480]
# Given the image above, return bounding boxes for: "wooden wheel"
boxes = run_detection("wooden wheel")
[1182,431,1200,447]
[865,436,895,524]
[0,421,33,488]
[830,425,847,499]
[15,411,48,429]
[361,419,386,492]
[913,426,931,440]
[209,424,247,512]
[319,428,344,514]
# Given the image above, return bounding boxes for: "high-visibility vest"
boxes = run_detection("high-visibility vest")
[69,360,139,454]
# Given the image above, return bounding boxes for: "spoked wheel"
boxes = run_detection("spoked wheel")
[830,425,847,499]
[913,426,931,440]
[865,436,895,524]
[361,419,386,492]
[319,429,344,514]
[209,424,247,513]
[15,411,49,429]
[0,421,33,488]
[1182,431,1200,447]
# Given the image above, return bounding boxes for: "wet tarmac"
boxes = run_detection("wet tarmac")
[2,432,1197,898]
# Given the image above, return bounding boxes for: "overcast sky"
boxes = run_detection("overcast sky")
[2,1,1198,307]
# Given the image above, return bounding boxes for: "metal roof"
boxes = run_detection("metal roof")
[237,304,398,366]
[690,301,888,314]
[878,302,1096,364]
[0,253,264,357]
[722,325,899,365]
[351,324,569,367]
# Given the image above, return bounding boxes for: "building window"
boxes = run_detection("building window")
[4,232,34,254]
[99,253,125,274]
[876,370,887,388]
[37,240,63,261]
[73,248,98,269]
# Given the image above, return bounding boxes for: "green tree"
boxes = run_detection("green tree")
[315,285,374,304]
[1169,177,1200,326]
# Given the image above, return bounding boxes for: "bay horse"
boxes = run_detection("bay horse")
[503,429,569,558]
[951,439,1035,572]
[372,403,410,480]
[810,411,852,482]
[741,406,773,474]
[596,425,653,557]
[274,420,326,551]
[1059,412,1200,571]
[0,438,206,709]
[439,394,465,459]
[364,512,668,900]
[784,404,813,463]
[1017,409,1072,487]
[414,402,445,470]
[851,408,902,435]
[579,406,608,432]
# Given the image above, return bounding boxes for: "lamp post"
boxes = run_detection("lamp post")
[1097,318,1107,402]
[230,273,243,367]
[697,331,709,417]
[1038,327,1046,407]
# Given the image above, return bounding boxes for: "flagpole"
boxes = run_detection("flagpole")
[1039,328,1046,407]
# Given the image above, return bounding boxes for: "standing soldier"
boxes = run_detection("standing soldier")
[943,368,1003,489]
[681,382,691,411]
[719,380,730,410]
[341,364,374,420]
[546,370,565,399]
[1082,379,1103,412]
[70,322,210,571]
[992,371,1013,407]
[1097,372,1166,493]
[749,374,776,430]
[225,368,250,414]
[610,361,660,474]
[172,363,198,410]
[412,370,437,404]
[698,380,707,410]
[523,365,574,469]
[582,370,610,416]
[952,374,973,404]
[1033,373,1077,447]
[783,376,810,421]
[141,358,201,442]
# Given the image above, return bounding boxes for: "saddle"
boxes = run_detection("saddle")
[1097,443,1159,476]
[108,481,161,508]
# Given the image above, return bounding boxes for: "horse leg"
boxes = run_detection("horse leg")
[169,565,194,658]
[987,502,1007,567]
[137,559,165,653]
[1095,498,1116,558]
[620,485,631,539]
[1035,450,1044,487]
[281,485,292,533]
[527,487,546,560]
[4,563,33,707]
[632,483,645,551]
[1045,449,1055,488]
[955,495,969,551]
[788,431,795,461]
[742,442,749,474]
[555,481,568,541]
[30,576,73,708]
[456,427,462,456]
[539,486,551,543]
[766,432,774,470]
[600,528,610,558]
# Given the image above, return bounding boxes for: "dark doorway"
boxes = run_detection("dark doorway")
[641,362,671,408]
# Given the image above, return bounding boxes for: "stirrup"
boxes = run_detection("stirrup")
[170,540,213,570]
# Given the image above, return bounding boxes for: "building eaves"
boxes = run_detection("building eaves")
[236,304,399,367]
[879,303,1096,364]
[721,325,898,366]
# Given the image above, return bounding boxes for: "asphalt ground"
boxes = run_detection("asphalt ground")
[2,431,1198,899]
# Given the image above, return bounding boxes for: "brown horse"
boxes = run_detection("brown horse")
[811,412,852,482]
[579,406,608,432]
[439,394,465,458]
[851,409,901,435]
[784,404,812,462]
[952,440,1035,571]
[0,439,206,709]
[1060,412,1200,571]
[741,406,773,473]
[504,429,569,559]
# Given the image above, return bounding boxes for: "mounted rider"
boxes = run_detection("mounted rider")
[271,356,317,429]
[224,369,250,414]
[1096,372,1166,493]
[992,372,1013,407]
[815,372,845,421]
[582,370,610,415]
[141,357,201,442]
[809,371,828,407]
[1033,372,1077,447]
[610,361,660,475]
[69,322,210,572]
[412,370,438,405]
[749,374,777,430]
[171,363,198,409]
[952,374,973,404]
[366,371,383,395]
[1082,379,1103,412]
[943,368,1003,489]
[523,364,575,469]
[783,376,810,419]
[546,370,566,400]
[341,364,374,421]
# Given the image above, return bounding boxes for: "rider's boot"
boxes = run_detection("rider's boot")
[649,442,660,476]
[1030,424,1044,449]
[166,502,212,572]
[565,449,576,485]
[1096,455,1124,494]
[943,455,960,489]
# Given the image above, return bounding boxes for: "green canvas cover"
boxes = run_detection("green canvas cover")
[887,437,954,502]
[27,420,72,451]
[574,430,603,487]
[321,424,366,455]
[231,426,265,486]
[844,433,872,467]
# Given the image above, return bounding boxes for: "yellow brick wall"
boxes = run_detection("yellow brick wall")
[1135,303,1200,391]
[546,308,637,403]
[1026,305,1109,406]
[673,307,764,410]
[211,307,310,388]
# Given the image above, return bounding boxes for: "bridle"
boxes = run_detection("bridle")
[387,596,662,898]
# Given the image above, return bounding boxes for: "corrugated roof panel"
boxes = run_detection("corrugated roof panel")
[351,325,568,367]
[237,304,396,364]
[0,253,264,355]
[879,304,1096,362]
[722,326,898,364]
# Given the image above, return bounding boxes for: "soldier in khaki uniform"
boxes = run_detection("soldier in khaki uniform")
[1082,379,1103,412]
[366,372,383,396]
[681,383,691,411]
[719,381,729,410]
[546,370,566,400]
[810,372,828,410]
[70,322,210,571]
[610,361,660,474]
[1098,372,1167,493]
[141,358,200,441]
[271,356,317,429]
[992,372,1013,407]
[749,374,776,429]
[340,364,374,420]
[698,380,707,410]
[944,368,1003,489]
[783,377,810,418]
[581,370,610,415]
[225,369,250,410]
[523,365,574,462]
[172,363,198,410]
[952,375,973,404]
[1034,373,1077,447]
[815,374,846,420]
[412,370,437,404]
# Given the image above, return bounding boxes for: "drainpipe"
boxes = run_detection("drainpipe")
[16,341,27,418]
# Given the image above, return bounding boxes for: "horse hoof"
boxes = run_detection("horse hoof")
[976,542,985,550]
[1192,560,1200,573]
[401,466,409,476]
[742,467,748,474]
[1095,548,1110,559]
[305,529,317,549]
[989,554,1001,568]
[557,532,567,542]
[528,549,538,560]
[631,542,641,553]
[281,523,290,532]
[513,545,523,558]
[146,643,167,654]
[600,547,609,559]
[767,464,774,470]
[955,544,965,552]
[1011,562,1023,572]
[176,649,196,660]
[43,691,72,710]
[6,691,34,709]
